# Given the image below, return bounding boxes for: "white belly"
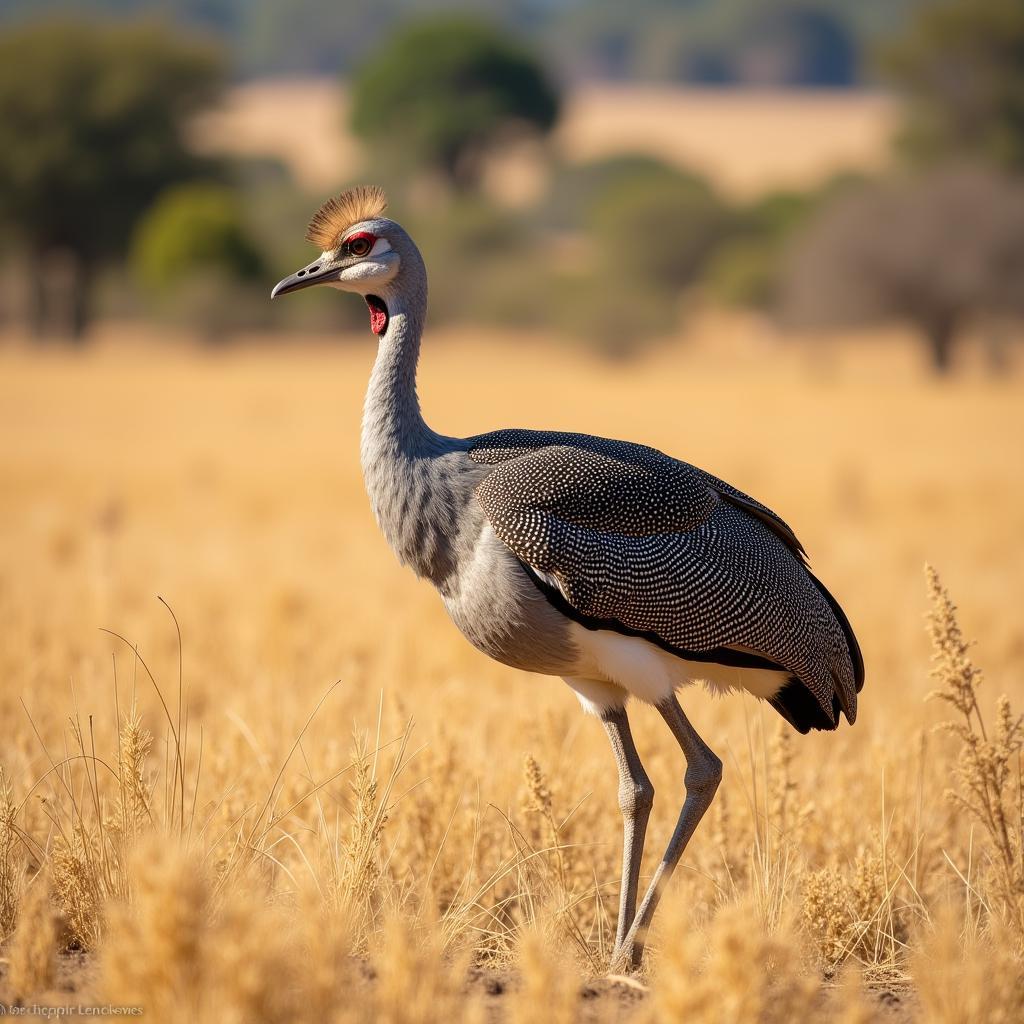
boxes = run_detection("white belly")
[565,622,789,716]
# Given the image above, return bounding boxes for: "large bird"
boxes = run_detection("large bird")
[272,185,864,970]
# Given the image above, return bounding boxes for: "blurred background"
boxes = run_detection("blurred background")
[3,7,1024,1009]
[0,0,1022,366]
[0,0,1022,733]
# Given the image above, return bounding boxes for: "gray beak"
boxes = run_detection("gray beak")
[270,258,339,298]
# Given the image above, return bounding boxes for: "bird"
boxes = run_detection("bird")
[271,185,864,971]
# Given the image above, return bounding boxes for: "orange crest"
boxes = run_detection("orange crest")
[305,185,388,251]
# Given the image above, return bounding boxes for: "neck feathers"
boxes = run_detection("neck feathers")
[359,261,471,584]
[359,249,438,463]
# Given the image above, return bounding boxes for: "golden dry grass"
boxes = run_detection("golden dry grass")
[192,79,896,199]
[0,315,1022,1020]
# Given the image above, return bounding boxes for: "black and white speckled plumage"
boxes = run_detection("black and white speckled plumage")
[273,203,863,734]
[469,428,863,729]
[275,194,866,970]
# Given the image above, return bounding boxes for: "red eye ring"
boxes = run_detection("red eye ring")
[346,232,375,257]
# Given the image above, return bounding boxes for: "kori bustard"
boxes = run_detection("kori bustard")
[272,185,864,970]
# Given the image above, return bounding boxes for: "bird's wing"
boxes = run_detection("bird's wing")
[468,429,860,728]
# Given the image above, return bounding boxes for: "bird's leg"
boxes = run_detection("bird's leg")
[611,695,722,972]
[600,706,654,958]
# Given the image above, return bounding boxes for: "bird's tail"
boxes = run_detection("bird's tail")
[770,677,843,734]
[770,566,864,735]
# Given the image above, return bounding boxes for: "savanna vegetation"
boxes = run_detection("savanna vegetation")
[0,0,1023,1018]
[349,16,559,192]
[0,20,224,337]
[0,326,1021,1021]
[0,0,1011,368]
[2,1,1022,368]
[0,0,940,84]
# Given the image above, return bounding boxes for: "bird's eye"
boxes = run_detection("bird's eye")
[347,234,374,257]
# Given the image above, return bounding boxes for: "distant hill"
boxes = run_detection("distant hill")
[191,78,897,199]
[0,0,939,83]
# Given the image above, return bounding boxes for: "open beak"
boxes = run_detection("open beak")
[270,257,339,299]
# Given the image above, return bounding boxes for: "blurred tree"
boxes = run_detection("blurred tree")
[543,154,710,230]
[0,20,224,338]
[546,160,733,355]
[404,197,528,322]
[0,0,932,82]
[734,7,858,87]
[587,168,733,294]
[706,191,817,309]
[131,183,267,341]
[132,184,264,292]
[349,16,559,191]
[780,166,1024,372]
[707,174,868,309]
[883,0,1024,172]
[547,0,927,85]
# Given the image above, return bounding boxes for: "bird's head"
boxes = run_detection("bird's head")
[271,185,420,336]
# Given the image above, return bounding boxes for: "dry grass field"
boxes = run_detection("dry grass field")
[192,79,897,199]
[1,317,1022,1021]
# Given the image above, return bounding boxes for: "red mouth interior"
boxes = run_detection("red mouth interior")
[365,295,389,335]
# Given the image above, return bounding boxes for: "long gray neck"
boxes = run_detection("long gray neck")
[360,291,435,460]
[360,265,471,585]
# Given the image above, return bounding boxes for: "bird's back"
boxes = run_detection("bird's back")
[467,428,864,732]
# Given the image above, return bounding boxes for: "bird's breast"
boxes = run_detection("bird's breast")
[441,524,579,676]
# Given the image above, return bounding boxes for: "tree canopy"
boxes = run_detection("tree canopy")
[780,166,1024,371]
[349,16,560,191]
[0,20,224,335]
[883,0,1024,173]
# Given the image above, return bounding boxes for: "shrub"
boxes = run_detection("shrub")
[586,170,732,294]
[133,183,264,293]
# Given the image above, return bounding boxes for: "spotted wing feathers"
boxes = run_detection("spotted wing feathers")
[469,429,861,729]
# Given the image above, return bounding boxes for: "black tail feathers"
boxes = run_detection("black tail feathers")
[769,677,843,734]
